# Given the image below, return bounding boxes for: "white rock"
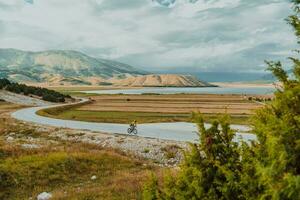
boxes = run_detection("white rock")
[21,144,40,149]
[37,192,52,200]
[6,136,14,142]
[91,175,97,180]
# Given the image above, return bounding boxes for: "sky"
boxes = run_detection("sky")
[0,0,297,72]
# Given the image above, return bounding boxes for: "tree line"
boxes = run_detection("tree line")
[0,78,71,103]
[143,1,300,199]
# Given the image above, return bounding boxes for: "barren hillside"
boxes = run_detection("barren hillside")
[111,74,214,87]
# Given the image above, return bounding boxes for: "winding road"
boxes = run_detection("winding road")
[11,99,256,143]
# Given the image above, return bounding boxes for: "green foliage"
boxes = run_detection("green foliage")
[144,114,246,200]
[143,1,300,199]
[0,78,11,89]
[143,173,160,200]
[0,78,70,102]
[249,1,300,199]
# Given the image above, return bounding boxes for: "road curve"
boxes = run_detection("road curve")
[11,99,256,143]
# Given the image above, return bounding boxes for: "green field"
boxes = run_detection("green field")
[38,109,250,125]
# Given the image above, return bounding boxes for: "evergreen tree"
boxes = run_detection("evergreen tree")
[143,114,245,200]
[251,1,300,199]
[143,1,300,199]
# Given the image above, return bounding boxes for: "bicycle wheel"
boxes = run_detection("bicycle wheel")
[133,129,137,135]
[127,128,132,134]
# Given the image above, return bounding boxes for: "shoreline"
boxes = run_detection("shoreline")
[27,82,278,91]
[213,82,278,88]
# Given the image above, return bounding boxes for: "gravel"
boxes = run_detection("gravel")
[49,128,188,167]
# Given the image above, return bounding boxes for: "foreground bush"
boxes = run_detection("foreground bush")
[143,113,261,200]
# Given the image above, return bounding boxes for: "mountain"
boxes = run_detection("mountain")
[0,48,146,85]
[152,68,277,83]
[111,74,214,87]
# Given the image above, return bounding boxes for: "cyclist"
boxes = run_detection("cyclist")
[128,120,138,134]
[130,120,137,129]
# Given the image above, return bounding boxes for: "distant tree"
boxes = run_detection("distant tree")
[0,78,10,89]
[0,78,69,103]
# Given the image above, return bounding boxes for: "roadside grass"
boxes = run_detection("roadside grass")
[0,139,156,200]
[161,145,181,159]
[60,91,100,97]
[0,107,158,200]
[0,102,24,114]
[38,108,251,125]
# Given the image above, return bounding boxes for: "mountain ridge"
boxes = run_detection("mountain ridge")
[0,48,146,85]
[0,49,214,87]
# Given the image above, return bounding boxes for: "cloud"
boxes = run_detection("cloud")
[24,0,34,4]
[0,0,296,72]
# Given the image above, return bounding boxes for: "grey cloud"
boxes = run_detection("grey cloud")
[155,0,176,7]
[24,0,34,4]
[0,0,296,72]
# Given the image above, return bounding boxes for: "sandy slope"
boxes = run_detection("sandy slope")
[111,74,213,87]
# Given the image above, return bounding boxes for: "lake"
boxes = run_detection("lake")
[81,86,276,95]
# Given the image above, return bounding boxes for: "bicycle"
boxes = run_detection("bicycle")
[128,125,138,135]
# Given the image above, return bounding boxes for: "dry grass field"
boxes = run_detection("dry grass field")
[0,101,160,200]
[39,94,268,124]
[80,94,262,114]
[0,101,24,114]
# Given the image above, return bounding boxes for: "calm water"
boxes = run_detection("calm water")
[82,87,275,95]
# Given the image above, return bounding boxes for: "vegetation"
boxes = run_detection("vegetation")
[143,114,245,200]
[0,78,71,102]
[0,142,152,200]
[0,111,158,200]
[143,1,300,199]
[37,108,251,125]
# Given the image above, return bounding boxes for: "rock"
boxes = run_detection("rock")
[91,175,97,180]
[6,136,14,142]
[8,132,16,136]
[21,144,40,149]
[37,192,52,200]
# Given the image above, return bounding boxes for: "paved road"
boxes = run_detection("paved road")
[11,100,256,143]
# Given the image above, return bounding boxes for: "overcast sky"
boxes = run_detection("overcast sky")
[0,0,297,72]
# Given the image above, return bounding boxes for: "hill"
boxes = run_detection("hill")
[111,74,214,87]
[0,49,146,85]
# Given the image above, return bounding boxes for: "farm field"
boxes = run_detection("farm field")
[39,94,267,124]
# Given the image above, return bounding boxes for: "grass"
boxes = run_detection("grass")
[0,102,24,114]
[161,145,181,159]
[0,134,157,200]
[38,108,251,125]
[0,106,159,200]
[54,93,259,125]
[0,143,153,199]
